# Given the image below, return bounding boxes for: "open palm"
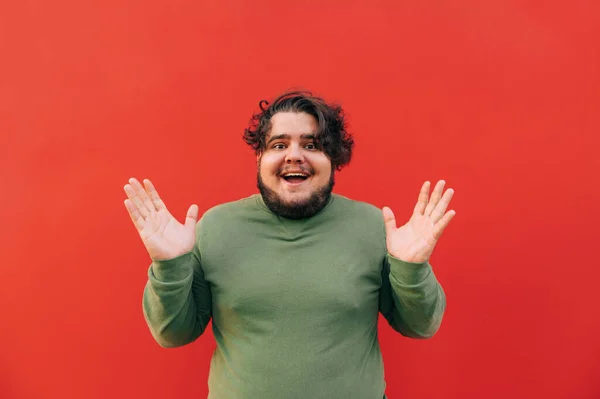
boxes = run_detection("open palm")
[383,180,456,264]
[124,178,198,261]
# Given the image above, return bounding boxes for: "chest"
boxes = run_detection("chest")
[201,223,385,319]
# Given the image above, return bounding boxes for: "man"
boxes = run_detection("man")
[123,90,455,399]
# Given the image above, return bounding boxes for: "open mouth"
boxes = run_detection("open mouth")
[281,172,310,184]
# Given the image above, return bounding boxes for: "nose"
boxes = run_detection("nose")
[284,144,305,164]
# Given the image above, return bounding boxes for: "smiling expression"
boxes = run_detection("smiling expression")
[257,112,334,218]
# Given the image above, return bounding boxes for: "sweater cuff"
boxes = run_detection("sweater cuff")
[151,251,195,282]
[387,253,431,285]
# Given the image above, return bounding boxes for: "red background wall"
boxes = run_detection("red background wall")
[1,0,599,398]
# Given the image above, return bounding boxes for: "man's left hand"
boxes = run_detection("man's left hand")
[383,180,456,264]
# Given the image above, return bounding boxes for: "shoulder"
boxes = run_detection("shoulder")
[328,194,387,248]
[198,194,260,226]
[330,194,385,228]
[332,194,382,217]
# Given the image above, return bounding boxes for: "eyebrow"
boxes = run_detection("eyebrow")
[266,133,315,144]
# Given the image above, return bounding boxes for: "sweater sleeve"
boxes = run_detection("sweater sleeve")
[141,231,212,348]
[378,253,446,339]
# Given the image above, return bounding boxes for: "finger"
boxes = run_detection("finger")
[143,179,167,212]
[124,183,149,219]
[124,199,145,232]
[129,177,157,214]
[382,206,397,235]
[424,180,445,216]
[185,204,199,228]
[430,188,454,224]
[433,210,456,240]
[413,181,431,215]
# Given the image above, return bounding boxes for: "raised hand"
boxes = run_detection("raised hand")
[124,178,198,261]
[383,180,456,264]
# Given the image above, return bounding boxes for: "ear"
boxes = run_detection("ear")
[256,150,262,166]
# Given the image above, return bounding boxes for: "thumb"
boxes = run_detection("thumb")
[382,206,396,234]
[185,204,199,228]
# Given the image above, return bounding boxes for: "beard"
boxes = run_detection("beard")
[257,169,335,220]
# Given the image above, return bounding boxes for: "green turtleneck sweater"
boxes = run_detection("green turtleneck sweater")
[142,193,446,399]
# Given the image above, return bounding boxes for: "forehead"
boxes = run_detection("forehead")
[268,112,318,139]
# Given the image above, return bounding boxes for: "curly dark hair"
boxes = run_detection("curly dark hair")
[243,90,354,171]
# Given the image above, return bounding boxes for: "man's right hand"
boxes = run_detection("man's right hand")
[124,177,198,261]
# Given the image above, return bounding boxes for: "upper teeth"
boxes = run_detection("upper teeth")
[284,173,307,177]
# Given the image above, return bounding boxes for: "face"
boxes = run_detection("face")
[257,111,334,219]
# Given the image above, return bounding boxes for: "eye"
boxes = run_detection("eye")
[272,143,286,150]
[305,143,317,150]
